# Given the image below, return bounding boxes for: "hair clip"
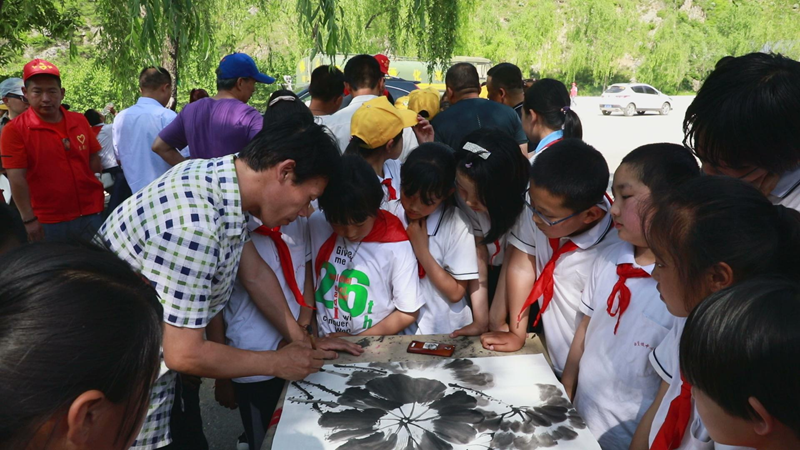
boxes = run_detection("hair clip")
[464,162,473,168]
[268,95,297,107]
[463,142,491,160]
[561,106,570,113]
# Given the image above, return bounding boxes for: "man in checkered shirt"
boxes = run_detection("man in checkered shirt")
[99,116,362,450]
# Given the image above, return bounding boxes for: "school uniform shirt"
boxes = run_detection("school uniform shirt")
[99,156,248,450]
[768,165,800,211]
[508,195,619,375]
[319,94,419,161]
[0,106,104,223]
[574,241,673,450]
[309,211,424,335]
[395,203,480,335]
[379,159,402,210]
[528,130,563,163]
[224,217,310,384]
[648,319,753,450]
[455,191,507,266]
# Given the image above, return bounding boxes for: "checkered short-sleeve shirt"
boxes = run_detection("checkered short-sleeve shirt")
[99,155,248,449]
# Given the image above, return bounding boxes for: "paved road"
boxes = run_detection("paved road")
[197,94,697,450]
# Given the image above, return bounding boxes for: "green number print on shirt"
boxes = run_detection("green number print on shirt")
[316,262,374,329]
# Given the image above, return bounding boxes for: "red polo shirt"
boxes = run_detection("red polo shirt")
[0,106,104,223]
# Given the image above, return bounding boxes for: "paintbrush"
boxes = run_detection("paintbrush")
[306,325,317,350]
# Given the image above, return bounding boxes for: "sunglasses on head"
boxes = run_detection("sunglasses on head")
[4,93,28,103]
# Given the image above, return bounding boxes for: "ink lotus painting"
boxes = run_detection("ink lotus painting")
[272,354,600,449]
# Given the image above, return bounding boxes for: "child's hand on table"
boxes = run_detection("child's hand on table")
[450,320,489,337]
[480,330,525,352]
[317,336,365,356]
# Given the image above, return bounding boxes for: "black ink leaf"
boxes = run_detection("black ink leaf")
[420,430,453,450]
[433,418,478,444]
[365,374,446,405]
[335,431,398,450]
[319,408,387,430]
[429,390,478,411]
[338,387,403,411]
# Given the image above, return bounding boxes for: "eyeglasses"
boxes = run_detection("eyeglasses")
[4,93,28,103]
[703,163,762,180]
[523,194,583,227]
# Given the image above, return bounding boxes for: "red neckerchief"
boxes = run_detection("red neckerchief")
[651,374,693,450]
[380,179,398,200]
[314,210,409,280]
[252,226,314,309]
[606,263,650,334]
[517,238,579,325]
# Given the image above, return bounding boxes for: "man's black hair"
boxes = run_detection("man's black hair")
[620,143,700,198]
[343,55,383,92]
[487,63,523,92]
[530,138,609,213]
[681,278,800,439]
[684,52,800,174]
[84,109,104,127]
[216,67,239,91]
[319,155,383,225]
[139,66,171,90]
[23,74,61,89]
[238,115,341,184]
[445,63,480,95]
[401,143,457,206]
[309,65,345,102]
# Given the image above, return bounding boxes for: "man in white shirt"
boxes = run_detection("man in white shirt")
[113,67,177,193]
[85,108,132,215]
[319,55,420,161]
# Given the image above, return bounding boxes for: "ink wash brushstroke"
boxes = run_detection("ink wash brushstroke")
[273,354,600,449]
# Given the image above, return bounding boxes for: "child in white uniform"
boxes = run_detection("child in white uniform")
[310,155,423,336]
[560,144,700,449]
[482,139,618,375]
[629,176,800,450]
[344,96,420,211]
[679,279,800,450]
[393,143,480,335]
[452,129,530,337]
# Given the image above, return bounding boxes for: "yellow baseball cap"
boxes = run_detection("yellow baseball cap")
[395,96,410,109]
[407,87,441,119]
[0,103,7,111]
[351,96,418,148]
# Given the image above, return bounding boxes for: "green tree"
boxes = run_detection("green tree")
[0,0,79,65]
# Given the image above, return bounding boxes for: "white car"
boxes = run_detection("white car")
[599,83,673,116]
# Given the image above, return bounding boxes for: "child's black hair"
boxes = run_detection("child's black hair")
[523,78,582,139]
[684,52,800,174]
[646,176,800,309]
[263,89,314,125]
[530,138,609,213]
[620,143,700,198]
[681,277,800,439]
[344,132,403,159]
[456,128,529,244]
[401,142,456,206]
[0,241,163,448]
[319,155,383,225]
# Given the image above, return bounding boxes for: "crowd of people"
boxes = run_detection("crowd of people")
[0,49,799,450]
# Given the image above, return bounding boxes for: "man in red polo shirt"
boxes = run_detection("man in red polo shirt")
[0,59,104,242]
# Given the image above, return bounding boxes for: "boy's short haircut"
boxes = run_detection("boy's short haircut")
[487,63,524,93]
[684,52,800,174]
[319,155,383,225]
[530,138,609,213]
[681,278,800,439]
[309,65,345,102]
[238,115,341,184]
[139,66,172,90]
[343,55,383,92]
[83,109,104,127]
[401,142,456,206]
[620,143,700,198]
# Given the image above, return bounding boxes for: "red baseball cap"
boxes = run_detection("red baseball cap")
[374,54,390,75]
[23,59,61,82]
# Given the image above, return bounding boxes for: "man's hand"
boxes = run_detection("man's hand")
[326,332,351,338]
[25,219,44,242]
[450,320,489,338]
[480,330,525,352]
[316,336,364,356]
[272,341,336,381]
[214,379,238,410]
[413,116,434,144]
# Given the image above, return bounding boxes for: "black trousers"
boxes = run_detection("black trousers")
[162,375,209,450]
[233,377,286,450]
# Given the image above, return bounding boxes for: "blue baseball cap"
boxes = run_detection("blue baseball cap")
[217,53,275,84]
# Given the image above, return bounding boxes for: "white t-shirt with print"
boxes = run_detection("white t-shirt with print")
[224,217,310,383]
[379,159,402,211]
[768,165,800,211]
[574,241,673,449]
[395,203,480,335]
[309,211,423,336]
[648,319,753,450]
[507,196,619,375]
[455,192,507,266]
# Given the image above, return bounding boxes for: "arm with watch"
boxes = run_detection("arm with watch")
[6,168,44,242]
